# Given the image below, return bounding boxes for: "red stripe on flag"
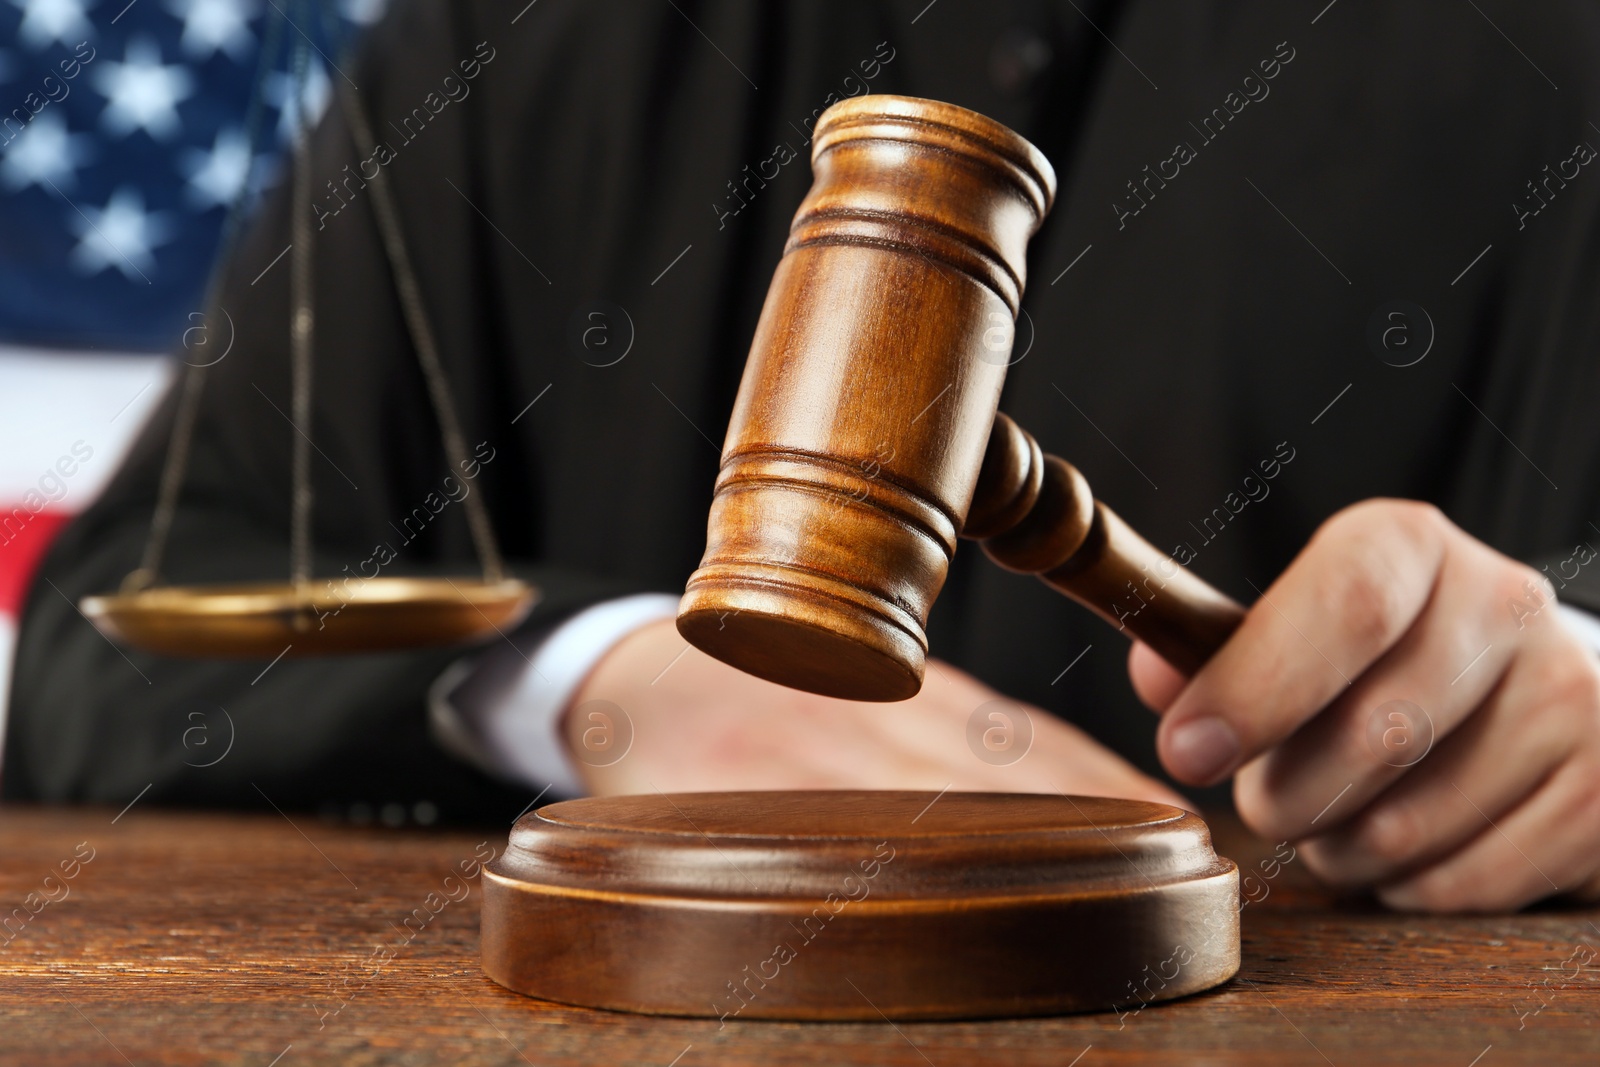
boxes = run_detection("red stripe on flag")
[0,509,74,617]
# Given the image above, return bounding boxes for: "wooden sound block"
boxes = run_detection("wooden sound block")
[481,791,1240,1021]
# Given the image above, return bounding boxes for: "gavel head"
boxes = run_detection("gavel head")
[676,96,1057,702]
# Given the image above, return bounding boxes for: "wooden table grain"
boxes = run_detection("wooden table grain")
[1,804,1596,1066]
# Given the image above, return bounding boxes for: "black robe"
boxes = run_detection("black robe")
[9,0,1600,823]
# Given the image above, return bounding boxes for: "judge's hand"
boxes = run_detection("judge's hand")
[562,617,1186,807]
[1130,498,1600,912]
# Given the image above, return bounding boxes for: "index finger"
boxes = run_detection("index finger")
[1155,500,1446,785]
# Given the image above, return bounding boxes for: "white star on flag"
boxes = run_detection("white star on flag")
[180,124,252,209]
[92,35,196,140]
[265,61,329,144]
[165,0,258,63]
[67,185,174,280]
[0,110,96,190]
[8,0,96,52]
[339,0,388,25]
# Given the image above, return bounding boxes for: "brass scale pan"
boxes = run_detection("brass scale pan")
[81,578,535,659]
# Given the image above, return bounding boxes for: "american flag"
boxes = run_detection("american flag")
[0,0,385,743]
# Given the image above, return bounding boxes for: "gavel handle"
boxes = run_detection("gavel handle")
[962,414,1246,677]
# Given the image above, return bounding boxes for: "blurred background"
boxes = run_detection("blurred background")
[0,0,384,743]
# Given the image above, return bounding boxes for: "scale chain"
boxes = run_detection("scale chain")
[288,6,314,592]
[330,75,508,583]
[126,8,287,592]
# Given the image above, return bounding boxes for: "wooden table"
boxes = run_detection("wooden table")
[1,804,1595,1066]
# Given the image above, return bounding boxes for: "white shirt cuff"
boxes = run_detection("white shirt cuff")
[428,593,681,797]
[1557,602,1600,654]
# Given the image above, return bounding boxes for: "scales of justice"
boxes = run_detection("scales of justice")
[78,39,1249,1019]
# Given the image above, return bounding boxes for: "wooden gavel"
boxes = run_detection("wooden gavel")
[677,95,1246,701]
[490,98,1247,1023]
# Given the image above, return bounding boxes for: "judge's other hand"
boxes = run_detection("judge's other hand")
[562,617,1187,808]
[1129,498,1600,912]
